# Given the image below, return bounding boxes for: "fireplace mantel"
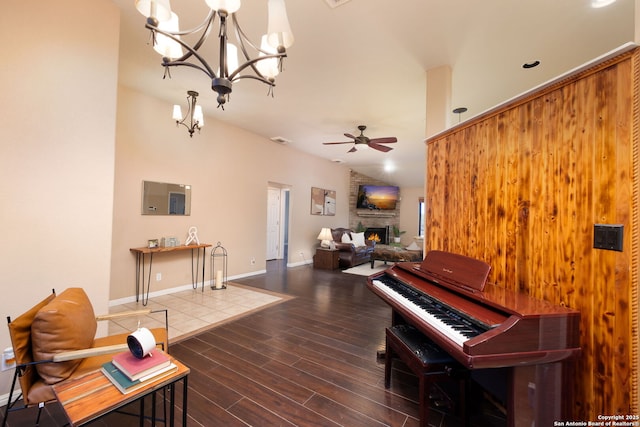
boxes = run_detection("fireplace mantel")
[357,212,396,218]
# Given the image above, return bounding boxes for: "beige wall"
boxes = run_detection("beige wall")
[0,0,119,394]
[397,187,423,246]
[111,86,353,301]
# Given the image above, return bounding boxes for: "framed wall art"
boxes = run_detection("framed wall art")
[310,187,336,216]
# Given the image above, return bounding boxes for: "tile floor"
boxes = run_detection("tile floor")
[107,284,287,343]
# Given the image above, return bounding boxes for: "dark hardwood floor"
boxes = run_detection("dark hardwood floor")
[2,261,501,427]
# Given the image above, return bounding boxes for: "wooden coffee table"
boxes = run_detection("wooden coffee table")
[370,244,423,268]
[53,357,189,426]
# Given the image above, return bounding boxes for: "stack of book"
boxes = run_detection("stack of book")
[101,348,177,394]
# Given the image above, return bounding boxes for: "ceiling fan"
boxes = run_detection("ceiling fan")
[323,125,397,153]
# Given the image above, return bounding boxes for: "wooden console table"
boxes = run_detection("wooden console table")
[53,357,190,426]
[130,244,211,306]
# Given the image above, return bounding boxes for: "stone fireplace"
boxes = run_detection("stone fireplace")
[364,227,390,245]
[349,171,400,240]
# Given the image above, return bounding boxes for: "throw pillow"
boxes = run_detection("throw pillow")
[352,232,366,247]
[31,288,98,384]
[341,233,352,243]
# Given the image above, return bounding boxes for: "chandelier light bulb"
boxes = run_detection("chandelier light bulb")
[172,105,183,121]
[135,0,173,22]
[256,35,280,79]
[193,106,204,127]
[267,0,294,50]
[204,0,241,13]
[226,43,238,75]
[217,43,239,77]
[153,12,183,59]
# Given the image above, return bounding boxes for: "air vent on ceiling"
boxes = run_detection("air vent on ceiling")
[323,0,352,9]
[270,136,291,145]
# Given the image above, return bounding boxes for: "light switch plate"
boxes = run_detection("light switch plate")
[593,224,623,252]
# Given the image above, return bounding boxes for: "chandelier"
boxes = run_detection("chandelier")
[173,91,204,137]
[134,0,294,109]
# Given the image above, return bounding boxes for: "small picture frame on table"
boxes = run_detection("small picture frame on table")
[148,239,159,249]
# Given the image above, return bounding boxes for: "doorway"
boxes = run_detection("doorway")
[266,185,290,262]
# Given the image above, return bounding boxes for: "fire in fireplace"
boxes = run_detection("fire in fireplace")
[364,227,389,245]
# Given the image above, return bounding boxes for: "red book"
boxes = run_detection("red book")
[112,348,171,381]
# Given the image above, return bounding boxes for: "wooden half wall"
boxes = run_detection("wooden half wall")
[425,45,639,419]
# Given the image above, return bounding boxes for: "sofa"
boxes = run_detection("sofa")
[331,227,375,268]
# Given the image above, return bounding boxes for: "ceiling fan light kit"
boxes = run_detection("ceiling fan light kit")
[323,125,397,153]
[134,0,294,109]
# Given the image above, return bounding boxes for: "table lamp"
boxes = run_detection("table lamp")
[317,227,334,249]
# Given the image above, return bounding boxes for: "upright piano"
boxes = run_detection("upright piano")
[367,250,581,426]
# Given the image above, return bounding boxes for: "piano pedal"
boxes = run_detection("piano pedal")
[429,384,455,411]
[483,391,507,416]
[428,387,447,402]
[432,399,452,409]
[428,391,443,400]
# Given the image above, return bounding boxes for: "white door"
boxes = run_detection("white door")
[266,187,280,260]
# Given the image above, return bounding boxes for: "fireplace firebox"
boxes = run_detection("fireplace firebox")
[365,227,389,245]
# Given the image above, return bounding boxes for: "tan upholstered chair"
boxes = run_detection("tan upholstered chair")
[3,288,169,427]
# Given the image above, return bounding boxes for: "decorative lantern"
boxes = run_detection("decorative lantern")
[210,242,228,290]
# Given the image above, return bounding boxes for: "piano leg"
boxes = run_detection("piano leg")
[509,361,571,427]
[384,346,392,389]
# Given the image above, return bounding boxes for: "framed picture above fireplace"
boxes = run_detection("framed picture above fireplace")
[356,185,399,210]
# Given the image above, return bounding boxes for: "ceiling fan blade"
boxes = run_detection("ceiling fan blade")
[325,128,396,152]
[369,137,397,144]
[368,142,394,152]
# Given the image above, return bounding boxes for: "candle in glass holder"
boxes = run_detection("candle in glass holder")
[216,270,223,289]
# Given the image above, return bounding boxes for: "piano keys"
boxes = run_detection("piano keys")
[367,250,581,426]
[371,274,492,348]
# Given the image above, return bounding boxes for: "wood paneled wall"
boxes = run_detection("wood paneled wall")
[425,47,639,419]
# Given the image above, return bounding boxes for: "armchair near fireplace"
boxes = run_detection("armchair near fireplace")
[331,228,375,268]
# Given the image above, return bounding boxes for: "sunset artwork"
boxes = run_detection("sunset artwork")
[356,185,399,210]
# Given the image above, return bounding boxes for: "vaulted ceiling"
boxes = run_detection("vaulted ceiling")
[112,0,634,187]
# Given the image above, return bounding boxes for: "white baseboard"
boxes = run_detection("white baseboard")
[287,259,313,268]
[0,389,15,408]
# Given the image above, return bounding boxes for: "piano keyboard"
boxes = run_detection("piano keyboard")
[372,275,491,347]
